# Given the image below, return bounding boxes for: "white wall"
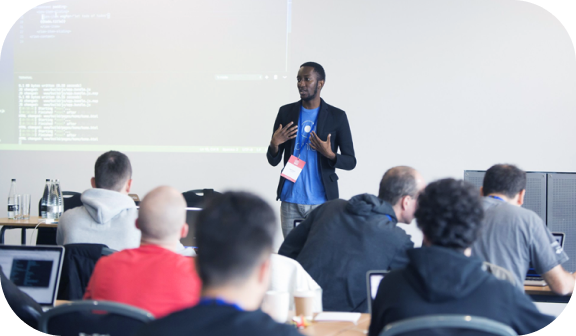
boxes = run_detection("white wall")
[2,0,574,235]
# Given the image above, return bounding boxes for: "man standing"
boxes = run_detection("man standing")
[267,62,356,238]
[84,186,201,318]
[472,164,576,294]
[279,166,424,312]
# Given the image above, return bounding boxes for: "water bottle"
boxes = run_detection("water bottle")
[7,179,16,219]
[46,181,59,223]
[40,179,51,218]
[54,179,63,218]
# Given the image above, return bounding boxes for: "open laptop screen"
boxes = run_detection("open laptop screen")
[0,245,64,306]
[526,232,565,279]
[367,270,389,314]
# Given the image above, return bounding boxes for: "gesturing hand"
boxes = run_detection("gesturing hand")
[270,122,298,153]
[271,122,298,147]
[310,131,336,160]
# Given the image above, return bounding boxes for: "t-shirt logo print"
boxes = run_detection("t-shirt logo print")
[295,120,315,151]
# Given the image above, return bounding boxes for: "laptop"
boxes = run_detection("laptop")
[366,270,389,314]
[180,207,202,247]
[524,232,565,286]
[0,245,65,308]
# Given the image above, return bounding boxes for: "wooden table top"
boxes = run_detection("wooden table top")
[299,313,371,336]
[0,216,58,228]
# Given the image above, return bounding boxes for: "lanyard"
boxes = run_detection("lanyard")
[489,195,504,201]
[385,214,393,221]
[198,298,243,311]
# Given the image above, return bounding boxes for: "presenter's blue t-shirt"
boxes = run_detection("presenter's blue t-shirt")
[280,106,327,205]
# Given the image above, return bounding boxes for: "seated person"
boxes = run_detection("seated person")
[270,253,322,312]
[1,265,43,330]
[279,166,425,312]
[368,178,554,336]
[472,164,575,294]
[57,151,141,251]
[83,186,201,318]
[134,192,301,336]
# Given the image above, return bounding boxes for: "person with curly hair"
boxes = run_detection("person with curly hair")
[368,178,554,336]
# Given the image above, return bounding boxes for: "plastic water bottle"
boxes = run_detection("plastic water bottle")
[46,181,59,223]
[7,179,16,219]
[54,179,63,217]
[40,179,51,218]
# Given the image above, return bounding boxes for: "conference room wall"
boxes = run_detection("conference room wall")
[1,0,576,249]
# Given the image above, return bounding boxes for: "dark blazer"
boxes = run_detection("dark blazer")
[266,99,356,201]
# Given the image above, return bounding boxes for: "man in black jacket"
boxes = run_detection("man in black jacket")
[279,166,425,312]
[134,192,301,336]
[368,179,554,336]
[267,62,356,237]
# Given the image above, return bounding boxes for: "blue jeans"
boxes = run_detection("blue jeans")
[280,202,321,238]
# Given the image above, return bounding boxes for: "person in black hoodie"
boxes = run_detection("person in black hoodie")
[368,178,555,336]
[133,192,301,336]
[279,166,426,312]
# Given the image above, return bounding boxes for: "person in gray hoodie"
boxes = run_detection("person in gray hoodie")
[279,166,426,312]
[56,151,141,251]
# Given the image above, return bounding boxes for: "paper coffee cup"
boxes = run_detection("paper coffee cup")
[294,290,315,319]
[262,290,289,323]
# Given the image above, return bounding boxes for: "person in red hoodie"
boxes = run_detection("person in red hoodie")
[84,186,201,318]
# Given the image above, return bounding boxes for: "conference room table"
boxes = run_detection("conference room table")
[0,216,57,244]
[297,313,371,336]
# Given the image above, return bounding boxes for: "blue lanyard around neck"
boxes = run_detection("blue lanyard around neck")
[489,195,504,201]
[198,298,243,311]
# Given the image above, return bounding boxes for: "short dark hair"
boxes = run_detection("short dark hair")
[195,191,276,288]
[416,178,484,250]
[94,151,132,191]
[300,62,326,81]
[482,164,526,199]
[378,166,418,205]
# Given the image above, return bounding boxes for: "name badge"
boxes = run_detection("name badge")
[281,155,306,182]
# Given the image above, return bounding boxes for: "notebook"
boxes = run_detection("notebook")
[524,232,565,286]
[366,270,389,314]
[0,245,65,307]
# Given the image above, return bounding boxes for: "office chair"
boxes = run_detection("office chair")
[182,188,220,208]
[380,315,517,336]
[38,300,154,336]
[57,243,116,300]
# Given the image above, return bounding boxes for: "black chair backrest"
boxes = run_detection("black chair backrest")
[38,300,154,336]
[0,265,43,329]
[182,189,220,208]
[57,243,110,300]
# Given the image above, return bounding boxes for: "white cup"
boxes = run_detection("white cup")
[262,290,289,323]
[294,289,316,319]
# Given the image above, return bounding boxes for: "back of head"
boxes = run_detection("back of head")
[138,186,187,242]
[482,164,526,198]
[94,151,132,191]
[415,178,484,250]
[300,61,326,81]
[378,166,418,205]
[195,191,276,288]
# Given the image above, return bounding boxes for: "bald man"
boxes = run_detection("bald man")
[279,166,426,312]
[84,186,202,318]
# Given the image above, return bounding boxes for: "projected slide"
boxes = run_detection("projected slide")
[0,0,293,153]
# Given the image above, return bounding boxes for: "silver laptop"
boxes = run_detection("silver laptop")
[366,270,389,314]
[0,245,65,307]
[524,232,565,286]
